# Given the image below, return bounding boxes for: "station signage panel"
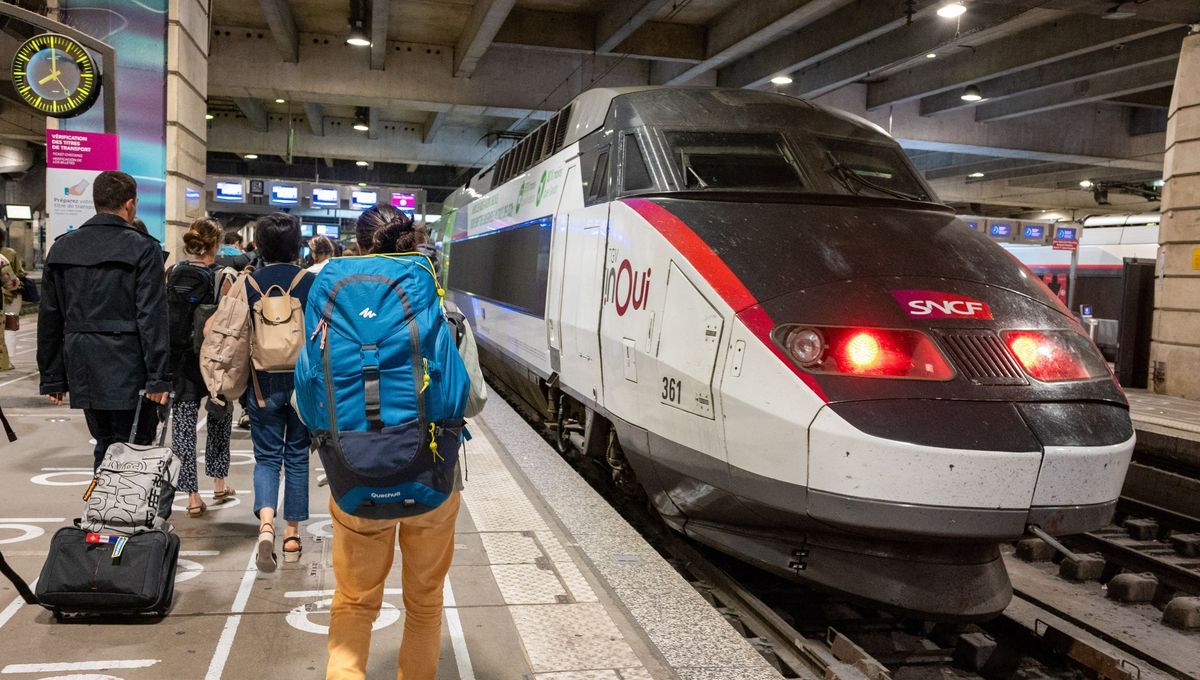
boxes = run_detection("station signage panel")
[214,180,245,203]
[391,192,417,214]
[1021,224,1046,242]
[351,189,378,210]
[270,183,300,206]
[988,222,1012,240]
[963,220,979,231]
[301,223,315,237]
[1053,225,1079,251]
[5,205,32,220]
[316,224,340,238]
[312,186,340,208]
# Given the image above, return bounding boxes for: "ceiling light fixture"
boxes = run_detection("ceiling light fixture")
[356,160,369,167]
[357,181,368,187]
[1101,2,1137,19]
[275,98,286,104]
[346,0,371,46]
[936,2,966,18]
[353,106,370,132]
[925,53,937,59]
[244,153,258,160]
[960,84,983,102]
[770,75,793,85]
[968,172,985,178]
[205,113,214,120]
[1152,179,1165,188]
[1079,180,1094,189]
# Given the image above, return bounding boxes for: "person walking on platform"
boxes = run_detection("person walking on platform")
[37,170,169,469]
[306,235,335,275]
[244,213,313,572]
[217,231,252,271]
[0,251,19,371]
[320,205,487,680]
[167,217,235,518]
[0,231,25,367]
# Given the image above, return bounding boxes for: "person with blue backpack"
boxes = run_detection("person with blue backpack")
[294,205,486,680]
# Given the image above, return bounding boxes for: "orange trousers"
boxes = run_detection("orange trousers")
[326,492,461,680]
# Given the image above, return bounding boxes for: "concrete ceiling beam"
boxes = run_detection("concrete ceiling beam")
[209,32,642,118]
[929,176,1157,210]
[493,7,703,62]
[424,111,445,144]
[968,0,1200,25]
[368,107,381,140]
[370,0,390,70]
[775,4,1040,99]
[975,59,1180,122]
[867,17,1180,109]
[257,0,299,63]
[304,102,323,136]
[1010,165,1162,190]
[233,97,268,132]
[455,0,518,78]
[918,28,1187,116]
[923,157,1063,181]
[596,0,673,54]
[665,0,857,86]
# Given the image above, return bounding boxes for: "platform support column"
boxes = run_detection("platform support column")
[164,0,211,262]
[1150,26,1200,399]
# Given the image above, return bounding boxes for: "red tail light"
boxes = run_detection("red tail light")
[781,326,954,380]
[1003,330,1109,382]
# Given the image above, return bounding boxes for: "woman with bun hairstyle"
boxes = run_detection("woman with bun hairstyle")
[167,217,234,517]
[323,204,487,680]
[307,235,335,274]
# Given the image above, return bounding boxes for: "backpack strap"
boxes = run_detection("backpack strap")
[244,274,264,296]
[285,269,307,294]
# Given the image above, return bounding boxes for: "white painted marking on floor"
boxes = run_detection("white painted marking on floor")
[39,468,91,471]
[30,470,92,486]
[284,588,403,598]
[180,550,221,557]
[1,659,158,673]
[0,579,35,631]
[444,579,476,680]
[175,558,205,583]
[0,518,66,522]
[197,416,207,432]
[0,524,44,544]
[204,550,259,680]
[285,598,400,635]
[0,372,36,389]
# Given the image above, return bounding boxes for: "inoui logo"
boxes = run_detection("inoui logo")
[890,290,993,320]
[358,308,377,319]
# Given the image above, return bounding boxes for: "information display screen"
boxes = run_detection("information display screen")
[1022,224,1045,241]
[214,181,245,203]
[316,224,340,238]
[988,222,1012,239]
[391,192,416,213]
[1056,226,1078,241]
[963,220,979,231]
[5,205,32,220]
[301,224,315,237]
[351,190,377,210]
[270,184,300,205]
[312,187,340,208]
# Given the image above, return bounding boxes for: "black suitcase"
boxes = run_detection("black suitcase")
[35,526,180,618]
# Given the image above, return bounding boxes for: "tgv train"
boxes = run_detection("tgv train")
[439,87,1134,620]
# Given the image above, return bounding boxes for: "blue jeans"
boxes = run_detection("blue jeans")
[247,372,311,522]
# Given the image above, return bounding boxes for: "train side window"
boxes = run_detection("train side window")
[623,134,653,192]
[586,149,610,204]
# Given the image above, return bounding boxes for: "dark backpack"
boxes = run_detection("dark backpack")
[166,263,217,355]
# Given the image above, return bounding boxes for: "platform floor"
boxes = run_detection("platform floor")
[1127,389,1200,442]
[0,325,778,680]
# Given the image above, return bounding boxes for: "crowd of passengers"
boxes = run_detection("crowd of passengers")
[29,170,484,680]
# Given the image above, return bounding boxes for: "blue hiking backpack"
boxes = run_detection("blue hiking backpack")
[295,254,471,519]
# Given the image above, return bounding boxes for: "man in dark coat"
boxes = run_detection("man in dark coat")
[38,170,171,469]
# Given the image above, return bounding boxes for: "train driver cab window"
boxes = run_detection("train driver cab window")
[814,136,930,202]
[585,148,611,204]
[665,131,804,191]
[622,133,653,192]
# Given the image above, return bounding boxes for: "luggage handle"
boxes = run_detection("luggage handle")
[129,390,174,447]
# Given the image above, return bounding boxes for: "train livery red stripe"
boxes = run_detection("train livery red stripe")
[622,197,829,402]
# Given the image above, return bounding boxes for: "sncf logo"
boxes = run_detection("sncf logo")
[890,290,993,320]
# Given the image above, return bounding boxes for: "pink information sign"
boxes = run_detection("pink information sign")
[46,130,120,171]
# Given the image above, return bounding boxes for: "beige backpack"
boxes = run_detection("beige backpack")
[199,272,253,408]
[246,271,306,374]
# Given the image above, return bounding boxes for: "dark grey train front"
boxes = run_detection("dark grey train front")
[441,87,1135,621]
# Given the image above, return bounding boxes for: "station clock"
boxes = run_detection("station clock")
[10,33,101,118]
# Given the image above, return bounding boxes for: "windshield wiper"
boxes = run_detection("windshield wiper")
[825,151,928,202]
[685,165,710,189]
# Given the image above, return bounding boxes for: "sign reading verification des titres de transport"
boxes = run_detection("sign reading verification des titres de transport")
[45,129,120,247]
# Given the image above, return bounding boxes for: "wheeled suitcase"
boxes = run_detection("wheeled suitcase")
[35,526,180,618]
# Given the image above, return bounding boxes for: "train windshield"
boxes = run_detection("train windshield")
[665,132,805,191]
[815,136,930,202]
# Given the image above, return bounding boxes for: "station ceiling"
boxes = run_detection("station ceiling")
[2,0,1198,215]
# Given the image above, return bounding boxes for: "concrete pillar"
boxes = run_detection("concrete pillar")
[1150,27,1200,399]
[165,0,211,262]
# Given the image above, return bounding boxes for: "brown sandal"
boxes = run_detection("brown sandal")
[256,523,277,573]
[282,536,302,563]
[186,501,207,518]
[213,487,236,501]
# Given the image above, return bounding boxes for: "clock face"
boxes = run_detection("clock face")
[10,34,101,117]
